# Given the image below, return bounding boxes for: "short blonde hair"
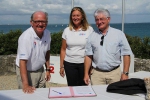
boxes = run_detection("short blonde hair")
[69,7,89,31]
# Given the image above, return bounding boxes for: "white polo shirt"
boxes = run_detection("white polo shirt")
[16,27,51,71]
[62,26,93,63]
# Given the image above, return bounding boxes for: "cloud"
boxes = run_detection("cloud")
[125,0,150,14]
[0,0,150,24]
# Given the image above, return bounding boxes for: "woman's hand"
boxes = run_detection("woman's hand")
[59,67,65,77]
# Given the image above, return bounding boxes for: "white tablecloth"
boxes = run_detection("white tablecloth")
[0,85,145,100]
[129,71,150,79]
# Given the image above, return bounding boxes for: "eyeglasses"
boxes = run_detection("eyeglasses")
[95,17,109,22]
[32,20,48,25]
[100,35,104,46]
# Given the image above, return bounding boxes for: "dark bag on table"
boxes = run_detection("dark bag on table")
[106,78,146,95]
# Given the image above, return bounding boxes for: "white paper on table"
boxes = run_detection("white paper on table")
[72,86,97,97]
[49,87,72,98]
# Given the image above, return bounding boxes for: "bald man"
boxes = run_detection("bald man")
[16,11,51,93]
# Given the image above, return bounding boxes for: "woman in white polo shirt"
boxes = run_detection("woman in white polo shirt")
[59,7,93,86]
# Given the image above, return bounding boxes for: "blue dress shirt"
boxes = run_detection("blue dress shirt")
[85,26,133,71]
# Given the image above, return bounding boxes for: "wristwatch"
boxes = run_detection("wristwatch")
[123,72,129,76]
[46,69,51,71]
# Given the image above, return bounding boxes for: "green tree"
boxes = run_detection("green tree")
[1,30,150,59]
[0,30,22,55]
[50,31,63,54]
[141,37,150,59]
[126,34,150,59]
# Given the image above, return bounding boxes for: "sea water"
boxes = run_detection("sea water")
[0,23,150,38]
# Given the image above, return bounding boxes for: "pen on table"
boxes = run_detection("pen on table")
[52,90,62,94]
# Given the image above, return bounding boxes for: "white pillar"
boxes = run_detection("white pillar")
[72,0,74,8]
[122,0,125,33]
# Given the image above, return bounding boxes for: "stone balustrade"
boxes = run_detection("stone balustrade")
[0,55,150,76]
[0,54,16,75]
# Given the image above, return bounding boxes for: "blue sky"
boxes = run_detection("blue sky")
[0,0,150,24]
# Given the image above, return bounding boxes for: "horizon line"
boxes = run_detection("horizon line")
[0,22,150,25]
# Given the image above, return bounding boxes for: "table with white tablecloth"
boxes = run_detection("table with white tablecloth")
[0,85,145,100]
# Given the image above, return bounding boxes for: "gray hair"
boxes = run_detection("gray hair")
[94,8,110,18]
[31,11,48,21]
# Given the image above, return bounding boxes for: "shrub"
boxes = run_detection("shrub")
[0,30,22,55]
[1,30,150,59]
[126,34,150,59]
[50,31,63,54]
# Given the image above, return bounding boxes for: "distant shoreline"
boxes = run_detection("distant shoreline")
[0,22,150,25]
[1,23,150,38]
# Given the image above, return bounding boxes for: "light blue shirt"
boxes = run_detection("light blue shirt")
[85,26,133,71]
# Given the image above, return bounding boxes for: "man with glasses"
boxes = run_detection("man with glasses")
[84,8,133,85]
[16,11,51,93]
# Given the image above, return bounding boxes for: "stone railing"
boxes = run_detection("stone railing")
[0,54,16,75]
[134,58,150,72]
[0,55,150,76]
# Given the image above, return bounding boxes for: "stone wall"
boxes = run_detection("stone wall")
[0,54,16,75]
[0,55,150,76]
[134,58,150,72]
